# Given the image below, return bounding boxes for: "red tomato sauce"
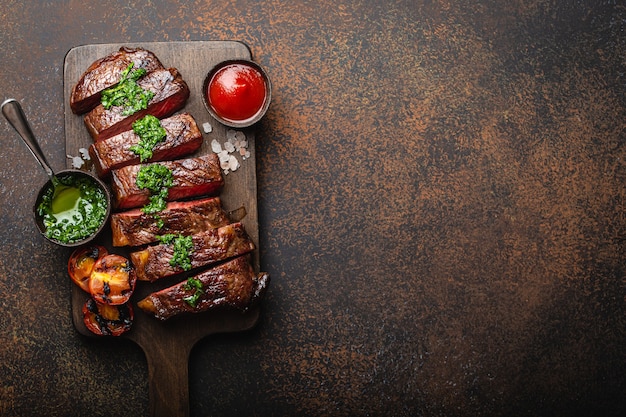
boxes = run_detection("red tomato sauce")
[207,63,267,123]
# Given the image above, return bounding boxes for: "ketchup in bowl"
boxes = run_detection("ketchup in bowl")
[203,60,271,128]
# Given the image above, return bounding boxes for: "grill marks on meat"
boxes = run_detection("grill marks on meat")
[89,113,203,177]
[84,68,190,142]
[131,222,255,282]
[111,154,224,210]
[70,47,164,114]
[110,197,231,247]
[71,46,270,322]
[137,256,270,321]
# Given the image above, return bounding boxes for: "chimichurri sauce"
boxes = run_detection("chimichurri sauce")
[37,175,108,244]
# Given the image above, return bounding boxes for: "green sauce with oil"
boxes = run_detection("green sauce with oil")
[37,176,108,244]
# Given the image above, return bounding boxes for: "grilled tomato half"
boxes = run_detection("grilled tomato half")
[68,245,108,292]
[83,298,133,336]
[89,254,136,305]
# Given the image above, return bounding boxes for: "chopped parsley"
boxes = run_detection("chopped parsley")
[156,233,194,271]
[135,163,173,214]
[101,63,154,116]
[182,277,204,308]
[130,115,167,162]
[153,214,164,229]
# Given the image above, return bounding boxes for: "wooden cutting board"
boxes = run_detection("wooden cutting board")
[63,41,262,417]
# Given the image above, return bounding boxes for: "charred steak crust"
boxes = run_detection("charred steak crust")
[89,112,203,177]
[110,197,231,247]
[137,256,270,321]
[110,154,224,210]
[70,47,164,115]
[72,46,269,323]
[131,222,256,282]
[83,67,190,142]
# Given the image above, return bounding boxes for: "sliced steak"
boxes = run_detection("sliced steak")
[111,154,224,210]
[137,256,270,321]
[70,46,164,114]
[84,67,190,142]
[110,197,231,247]
[131,222,255,282]
[89,112,203,177]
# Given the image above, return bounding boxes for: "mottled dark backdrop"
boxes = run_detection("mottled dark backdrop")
[0,1,624,416]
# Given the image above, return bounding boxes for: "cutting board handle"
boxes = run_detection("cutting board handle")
[144,341,193,417]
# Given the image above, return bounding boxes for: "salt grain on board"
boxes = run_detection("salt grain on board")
[211,139,222,154]
[235,131,246,141]
[224,141,235,153]
[68,155,84,169]
[210,129,251,173]
[228,154,240,171]
[78,148,90,160]
[67,147,91,169]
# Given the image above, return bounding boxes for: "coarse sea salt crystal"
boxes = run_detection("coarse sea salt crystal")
[202,122,212,133]
[68,155,84,169]
[217,150,230,164]
[78,148,90,160]
[212,129,248,173]
[224,141,236,153]
[229,155,240,171]
[211,139,222,154]
[219,155,231,170]
[234,131,246,141]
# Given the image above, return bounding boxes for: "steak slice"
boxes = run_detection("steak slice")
[131,222,255,282]
[84,67,190,142]
[110,197,231,247]
[111,154,224,210]
[89,112,203,178]
[137,256,270,321]
[70,46,164,114]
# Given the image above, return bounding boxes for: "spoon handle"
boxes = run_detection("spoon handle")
[2,98,55,179]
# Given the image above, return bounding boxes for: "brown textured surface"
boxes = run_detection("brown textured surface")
[0,1,624,416]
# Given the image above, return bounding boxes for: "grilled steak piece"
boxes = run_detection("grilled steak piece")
[111,154,224,210]
[131,222,255,282]
[137,256,270,321]
[84,67,190,142]
[89,112,203,177]
[70,47,165,115]
[110,197,231,247]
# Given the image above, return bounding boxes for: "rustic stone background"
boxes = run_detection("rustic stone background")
[0,1,624,416]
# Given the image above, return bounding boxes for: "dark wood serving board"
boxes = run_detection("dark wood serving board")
[63,41,262,417]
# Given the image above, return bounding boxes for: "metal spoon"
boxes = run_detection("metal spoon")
[1,98,111,247]
[1,98,55,180]
[3,98,77,203]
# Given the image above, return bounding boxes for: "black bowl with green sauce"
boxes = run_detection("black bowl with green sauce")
[33,170,111,247]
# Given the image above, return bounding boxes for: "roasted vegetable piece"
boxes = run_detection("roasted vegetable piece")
[68,245,108,292]
[82,298,133,336]
[89,254,136,305]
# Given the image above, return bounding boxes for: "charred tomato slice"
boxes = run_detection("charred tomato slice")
[89,254,136,305]
[68,245,108,292]
[82,298,133,336]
